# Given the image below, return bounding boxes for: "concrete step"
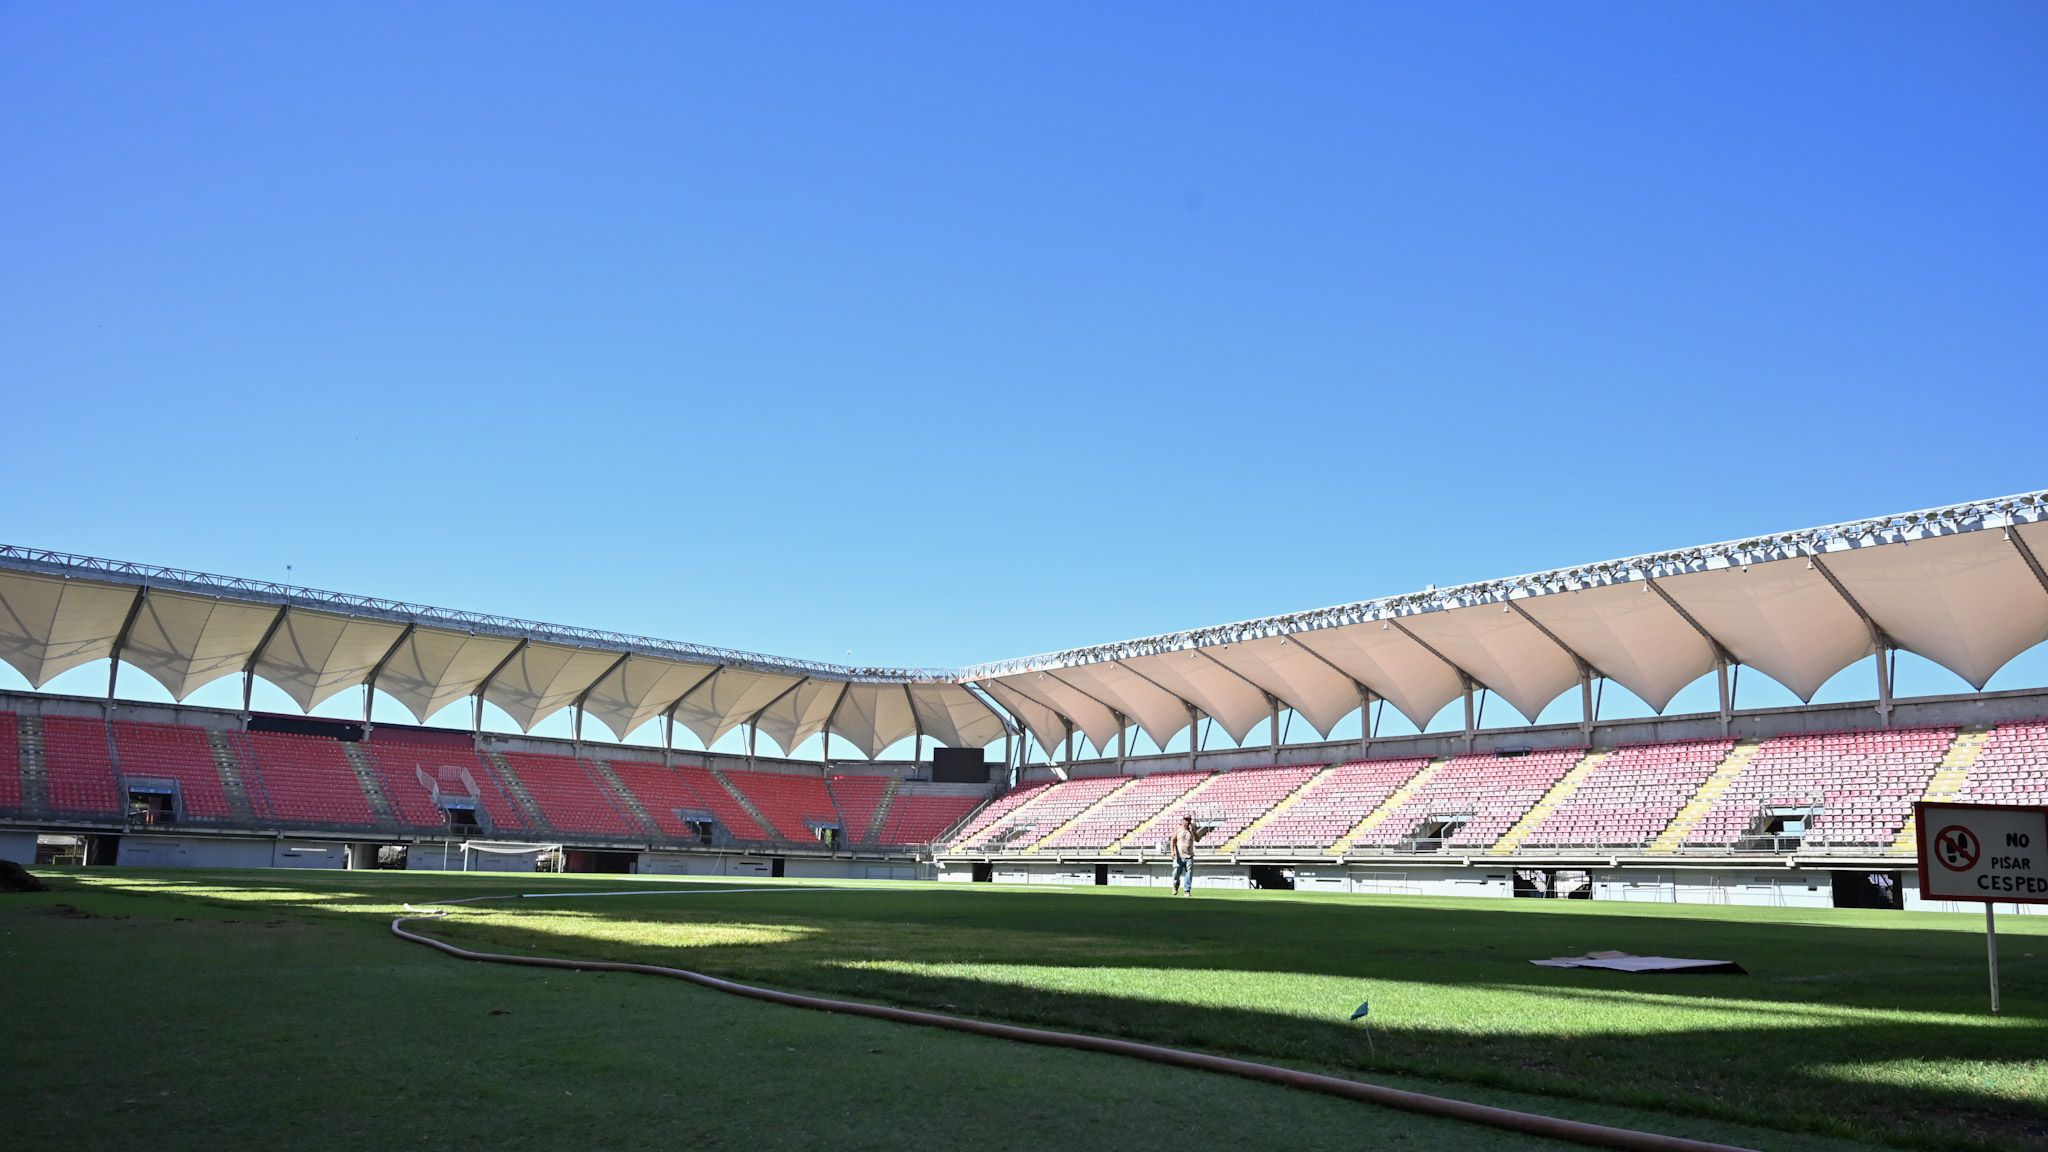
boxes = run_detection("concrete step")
[1892,727,1991,852]
[341,743,400,825]
[1331,758,1444,855]
[590,757,662,839]
[1023,778,1140,853]
[483,750,553,834]
[205,731,259,822]
[1648,740,1759,853]
[1491,751,1607,854]
[1220,765,1335,852]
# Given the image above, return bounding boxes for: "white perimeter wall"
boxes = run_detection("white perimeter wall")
[118,836,348,870]
[0,830,35,866]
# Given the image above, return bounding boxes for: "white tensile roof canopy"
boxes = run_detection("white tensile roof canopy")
[958,491,2048,757]
[1,491,2044,760]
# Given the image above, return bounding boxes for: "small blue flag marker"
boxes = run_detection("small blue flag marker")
[1350,1000,1370,1020]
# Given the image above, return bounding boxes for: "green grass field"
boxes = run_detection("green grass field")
[3,868,2044,1151]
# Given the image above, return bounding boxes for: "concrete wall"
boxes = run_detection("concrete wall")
[0,830,36,866]
[637,853,777,877]
[1017,685,2048,785]
[271,842,348,869]
[118,835,275,869]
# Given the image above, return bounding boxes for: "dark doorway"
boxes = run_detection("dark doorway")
[770,858,786,878]
[1832,871,1903,910]
[565,849,636,874]
[1249,865,1294,890]
[971,861,993,883]
[127,788,176,827]
[1094,862,1109,886]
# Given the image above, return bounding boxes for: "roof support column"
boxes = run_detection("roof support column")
[1875,647,1894,730]
[1579,667,1596,739]
[106,586,148,704]
[1461,678,1477,752]
[908,684,924,769]
[1115,713,1127,770]
[1810,554,1893,728]
[1269,696,1281,754]
[1186,703,1201,769]
[1357,684,1372,759]
[572,652,632,754]
[243,605,290,719]
[362,623,416,734]
[473,639,528,741]
[1715,656,1733,736]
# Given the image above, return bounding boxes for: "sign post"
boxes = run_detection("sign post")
[1915,802,2048,1015]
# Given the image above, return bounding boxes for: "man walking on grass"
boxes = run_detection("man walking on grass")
[1169,813,1198,896]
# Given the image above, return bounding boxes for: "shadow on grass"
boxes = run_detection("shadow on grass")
[51,871,2048,1152]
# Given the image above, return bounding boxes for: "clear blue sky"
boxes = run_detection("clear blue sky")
[2,3,2043,752]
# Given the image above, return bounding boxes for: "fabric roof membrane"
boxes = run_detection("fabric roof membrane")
[480,642,623,732]
[374,628,522,724]
[253,609,408,713]
[1654,560,1873,702]
[908,682,1007,750]
[1823,528,2048,690]
[1199,637,1363,737]
[979,680,1072,757]
[753,678,841,756]
[118,590,279,701]
[1397,603,1583,724]
[828,683,917,759]
[1115,650,1272,744]
[671,666,802,748]
[0,571,137,688]
[992,672,1125,755]
[578,655,720,742]
[1517,581,1718,713]
[1035,661,1188,751]
[1287,622,1467,730]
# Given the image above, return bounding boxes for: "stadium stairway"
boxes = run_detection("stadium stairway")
[1218,765,1333,852]
[1103,775,1213,853]
[17,716,50,816]
[340,744,401,826]
[1330,757,1445,855]
[1489,751,1607,855]
[1890,727,1990,854]
[863,779,900,845]
[949,783,1059,851]
[480,751,553,833]
[708,768,778,842]
[203,732,259,822]
[1111,772,1226,852]
[1024,777,1140,853]
[588,758,662,839]
[1647,740,1760,852]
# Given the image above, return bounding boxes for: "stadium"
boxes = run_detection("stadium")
[4,492,2047,1151]
[4,491,2048,910]
[7,6,2045,1152]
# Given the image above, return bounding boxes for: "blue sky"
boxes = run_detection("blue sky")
[2,3,2043,755]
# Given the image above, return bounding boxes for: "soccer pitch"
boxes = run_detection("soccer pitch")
[3,870,2042,1152]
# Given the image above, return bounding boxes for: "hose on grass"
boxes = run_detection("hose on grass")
[390,892,1755,1152]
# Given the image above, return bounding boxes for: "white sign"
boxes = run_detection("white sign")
[1916,802,2048,904]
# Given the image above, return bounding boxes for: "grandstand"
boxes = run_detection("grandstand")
[0,490,2046,911]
